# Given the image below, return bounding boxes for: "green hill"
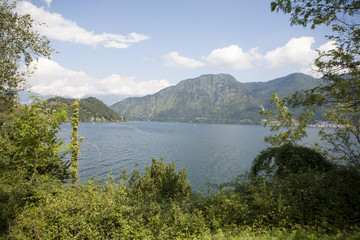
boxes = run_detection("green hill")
[245,73,322,109]
[110,73,322,124]
[45,97,125,122]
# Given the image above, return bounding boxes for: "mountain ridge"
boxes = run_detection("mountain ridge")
[110,73,321,124]
[44,96,126,122]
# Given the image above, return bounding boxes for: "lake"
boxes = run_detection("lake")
[59,121,321,191]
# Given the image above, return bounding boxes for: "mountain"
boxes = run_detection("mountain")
[80,94,131,106]
[19,91,128,106]
[110,73,322,124]
[45,97,126,122]
[18,91,72,105]
[244,73,322,109]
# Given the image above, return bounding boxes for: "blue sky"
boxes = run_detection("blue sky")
[16,0,335,99]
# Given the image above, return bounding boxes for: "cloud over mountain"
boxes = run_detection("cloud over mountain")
[206,45,261,69]
[263,37,317,69]
[28,58,171,98]
[163,37,334,74]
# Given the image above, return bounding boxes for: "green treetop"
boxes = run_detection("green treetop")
[267,0,360,166]
[0,0,53,125]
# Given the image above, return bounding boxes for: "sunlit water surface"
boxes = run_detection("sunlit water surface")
[58,121,323,191]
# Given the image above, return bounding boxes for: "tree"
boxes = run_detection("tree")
[251,143,332,180]
[268,0,360,166]
[0,0,53,125]
[70,99,84,188]
[0,97,68,234]
[3,97,69,181]
[260,93,314,146]
[127,158,192,200]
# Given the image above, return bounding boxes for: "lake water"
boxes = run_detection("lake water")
[59,122,321,191]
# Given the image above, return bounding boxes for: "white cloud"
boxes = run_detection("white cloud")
[264,37,318,69]
[28,58,171,98]
[205,45,261,69]
[99,75,171,96]
[299,40,338,76]
[16,1,150,48]
[163,52,205,68]
[162,37,336,76]
[318,41,337,52]
[43,0,52,8]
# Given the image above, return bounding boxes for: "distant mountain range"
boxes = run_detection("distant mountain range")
[80,94,131,106]
[18,91,129,106]
[110,73,322,124]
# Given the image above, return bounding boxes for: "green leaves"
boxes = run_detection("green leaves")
[7,97,68,181]
[0,96,68,234]
[0,0,53,111]
[127,157,192,201]
[70,99,84,188]
[251,144,332,180]
[269,0,360,166]
[270,0,360,29]
[261,93,314,146]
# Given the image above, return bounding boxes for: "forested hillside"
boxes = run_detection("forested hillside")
[45,97,126,122]
[110,73,321,124]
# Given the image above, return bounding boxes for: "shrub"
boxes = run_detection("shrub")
[127,157,192,201]
[251,144,333,180]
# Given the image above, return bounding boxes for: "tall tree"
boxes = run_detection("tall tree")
[70,99,84,188]
[4,97,69,181]
[268,0,360,166]
[0,0,52,125]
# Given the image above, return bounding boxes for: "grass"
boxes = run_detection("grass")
[197,228,360,240]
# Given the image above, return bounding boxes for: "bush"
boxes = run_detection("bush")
[224,166,360,231]
[277,166,360,229]
[127,157,192,201]
[250,144,333,180]
[8,175,207,240]
[0,98,68,235]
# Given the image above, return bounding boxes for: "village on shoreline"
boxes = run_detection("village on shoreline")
[262,119,345,128]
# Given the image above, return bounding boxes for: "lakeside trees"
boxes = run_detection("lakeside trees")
[244,0,360,234]
[0,0,52,126]
[268,0,360,166]
[0,0,67,234]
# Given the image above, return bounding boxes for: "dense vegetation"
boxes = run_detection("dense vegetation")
[45,96,127,122]
[1,0,359,239]
[110,73,322,124]
[3,153,360,239]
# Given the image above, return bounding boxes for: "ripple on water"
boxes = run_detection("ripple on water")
[59,122,323,191]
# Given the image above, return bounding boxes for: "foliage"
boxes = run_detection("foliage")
[3,97,69,181]
[260,93,315,146]
[270,0,360,29]
[70,99,84,188]
[270,0,360,166]
[0,97,68,235]
[127,157,192,201]
[199,229,360,240]
[250,144,332,180]
[222,167,360,230]
[8,162,206,239]
[4,156,360,239]
[0,0,53,123]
